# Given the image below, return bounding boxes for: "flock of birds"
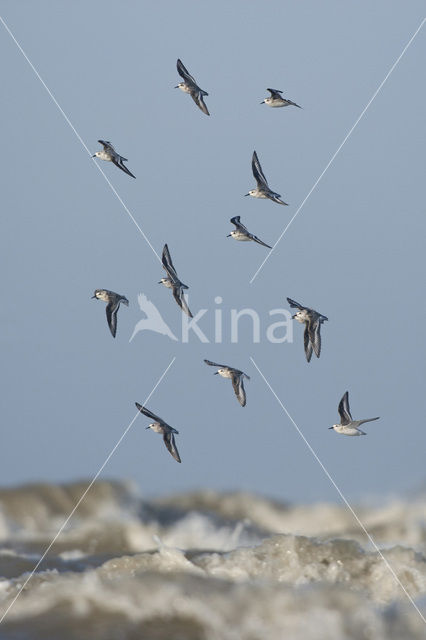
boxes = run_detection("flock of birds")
[91,59,380,463]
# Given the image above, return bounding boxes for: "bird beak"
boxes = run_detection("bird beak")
[328,426,334,429]
[145,426,151,430]
[226,234,231,237]
[174,85,179,89]
[244,193,250,197]
[260,101,265,104]
[291,314,297,319]
[214,372,218,375]
[91,295,97,299]
[91,154,96,158]
[158,281,162,284]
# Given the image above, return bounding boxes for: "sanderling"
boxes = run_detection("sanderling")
[135,404,181,462]
[330,391,380,436]
[261,88,301,109]
[227,216,272,249]
[92,140,136,178]
[245,151,288,206]
[287,297,328,362]
[159,244,193,318]
[204,359,250,407]
[92,289,129,338]
[175,59,210,116]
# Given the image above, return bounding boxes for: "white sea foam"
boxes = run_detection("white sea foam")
[0,480,424,639]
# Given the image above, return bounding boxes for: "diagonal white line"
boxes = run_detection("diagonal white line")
[0,15,161,264]
[250,17,425,284]
[0,356,176,624]
[250,356,426,624]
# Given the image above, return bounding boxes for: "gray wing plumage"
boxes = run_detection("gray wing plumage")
[98,139,114,152]
[135,403,167,426]
[191,92,210,116]
[163,432,181,463]
[204,359,228,368]
[177,59,198,87]
[172,286,193,318]
[106,301,119,338]
[112,156,136,179]
[162,244,179,282]
[251,234,272,249]
[308,318,322,359]
[338,392,353,425]
[252,151,269,188]
[230,216,247,232]
[267,88,283,98]
[231,373,247,407]
[303,324,313,363]
[287,297,307,312]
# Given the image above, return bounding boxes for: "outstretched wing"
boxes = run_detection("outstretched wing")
[191,92,210,116]
[251,234,272,249]
[308,319,322,358]
[230,216,247,232]
[172,286,193,318]
[204,359,228,368]
[135,403,166,426]
[98,140,114,152]
[252,151,269,188]
[303,325,313,363]
[231,374,247,407]
[177,59,197,87]
[112,156,136,179]
[267,88,283,98]
[338,392,352,425]
[287,297,306,311]
[163,432,181,463]
[106,301,119,338]
[162,244,179,282]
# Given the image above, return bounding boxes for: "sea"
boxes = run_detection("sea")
[0,479,424,639]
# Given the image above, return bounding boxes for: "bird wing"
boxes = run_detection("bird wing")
[106,301,119,338]
[162,244,179,282]
[135,403,168,426]
[176,59,198,86]
[204,359,228,368]
[230,216,247,232]
[308,318,322,358]
[287,99,302,108]
[98,140,114,152]
[303,324,313,362]
[251,234,272,248]
[252,151,269,188]
[269,192,288,206]
[231,373,247,407]
[191,92,210,116]
[267,88,283,98]
[338,392,353,425]
[163,432,181,463]
[172,286,193,318]
[112,156,136,179]
[287,297,306,311]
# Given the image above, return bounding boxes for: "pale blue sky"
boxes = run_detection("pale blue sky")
[1,1,425,504]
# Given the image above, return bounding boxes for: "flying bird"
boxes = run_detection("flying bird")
[287,297,328,362]
[159,244,193,318]
[135,403,181,462]
[92,140,136,178]
[92,289,129,338]
[329,391,380,436]
[245,151,288,205]
[261,88,302,109]
[227,216,272,248]
[204,359,250,407]
[175,59,210,116]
